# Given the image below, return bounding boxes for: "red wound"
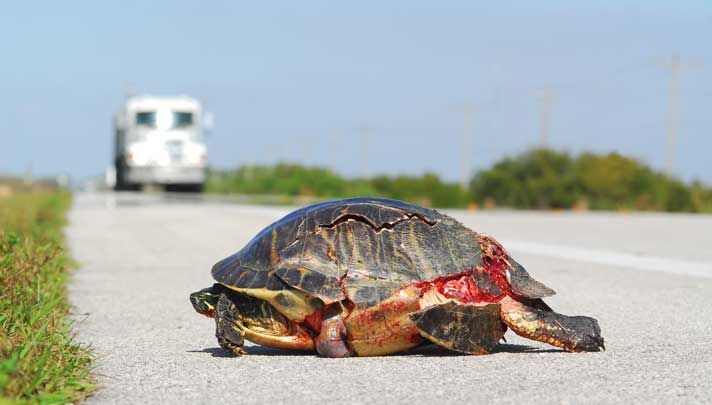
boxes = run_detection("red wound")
[303,310,323,333]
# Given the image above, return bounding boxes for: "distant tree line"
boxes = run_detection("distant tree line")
[206,148,712,213]
[470,149,712,212]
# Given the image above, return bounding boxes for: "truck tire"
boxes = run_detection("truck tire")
[114,160,140,191]
[165,183,204,193]
[114,162,126,191]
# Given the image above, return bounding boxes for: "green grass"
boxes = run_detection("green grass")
[0,192,96,404]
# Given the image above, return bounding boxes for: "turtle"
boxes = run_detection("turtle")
[190,197,604,357]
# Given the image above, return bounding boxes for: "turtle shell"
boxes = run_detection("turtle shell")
[212,197,487,308]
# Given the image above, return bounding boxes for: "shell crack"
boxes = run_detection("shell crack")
[282,212,437,251]
[317,212,436,234]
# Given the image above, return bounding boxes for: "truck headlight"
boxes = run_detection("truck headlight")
[127,145,150,165]
[185,144,207,165]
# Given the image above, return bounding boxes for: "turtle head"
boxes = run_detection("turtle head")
[190,285,222,318]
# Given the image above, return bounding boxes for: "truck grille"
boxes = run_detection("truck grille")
[165,140,183,162]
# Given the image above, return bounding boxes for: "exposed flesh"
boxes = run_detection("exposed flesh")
[315,314,352,357]
[327,266,509,356]
[344,287,424,356]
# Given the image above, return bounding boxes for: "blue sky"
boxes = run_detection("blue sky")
[2,1,711,183]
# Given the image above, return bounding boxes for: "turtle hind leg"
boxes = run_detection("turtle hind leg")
[216,291,315,355]
[499,296,604,352]
[410,301,507,355]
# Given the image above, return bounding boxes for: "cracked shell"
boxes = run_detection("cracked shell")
[211,197,490,316]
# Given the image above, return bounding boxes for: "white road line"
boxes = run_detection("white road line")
[501,239,712,279]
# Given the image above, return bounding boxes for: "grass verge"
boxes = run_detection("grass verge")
[0,192,95,404]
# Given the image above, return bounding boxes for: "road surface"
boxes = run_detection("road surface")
[68,192,712,404]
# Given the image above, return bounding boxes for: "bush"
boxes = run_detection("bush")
[470,149,578,209]
[207,164,469,208]
[471,148,712,212]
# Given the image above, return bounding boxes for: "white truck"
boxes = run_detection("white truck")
[113,95,208,192]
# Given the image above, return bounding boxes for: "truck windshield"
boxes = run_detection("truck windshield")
[135,111,194,129]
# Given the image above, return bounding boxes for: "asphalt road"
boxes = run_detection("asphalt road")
[68,192,712,404]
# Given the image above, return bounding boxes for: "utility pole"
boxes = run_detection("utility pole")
[302,136,313,167]
[662,55,682,176]
[330,131,340,172]
[537,87,555,148]
[23,162,33,188]
[460,103,474,191]
[359,127,370,178]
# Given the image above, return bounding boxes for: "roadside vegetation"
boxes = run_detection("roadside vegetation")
[207,148,712,213]
[0,191,95,404]
[206,164,470,208]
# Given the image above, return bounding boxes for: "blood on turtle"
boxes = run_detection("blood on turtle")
[190,197,604,357]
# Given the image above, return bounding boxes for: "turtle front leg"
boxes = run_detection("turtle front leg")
[216,291,316,355]
[216,293,248,356]
[499,296,604,352]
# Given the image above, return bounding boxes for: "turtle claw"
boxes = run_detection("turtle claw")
[219,342,248,356]
[581,334,605,352]
[590,334,605,351]
[216,335,248,356]
[228,345,248,356]
[558,316,604,353]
